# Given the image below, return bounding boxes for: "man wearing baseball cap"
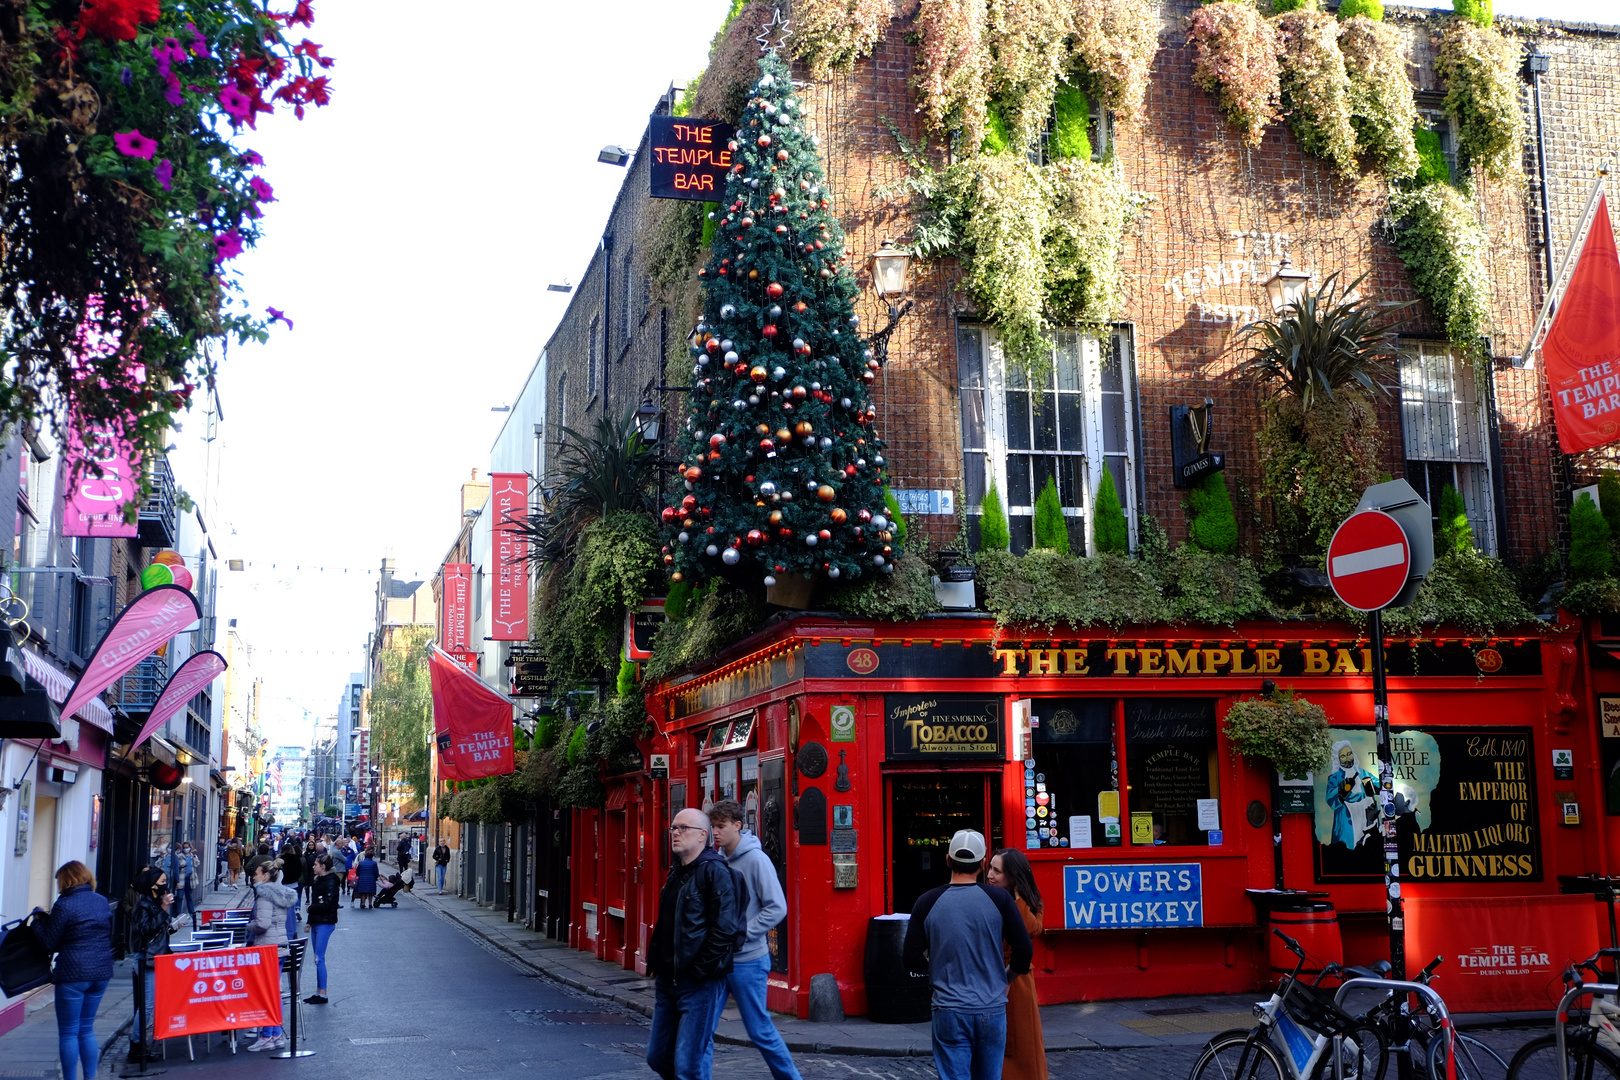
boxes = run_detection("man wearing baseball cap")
[903,828,1034,1080]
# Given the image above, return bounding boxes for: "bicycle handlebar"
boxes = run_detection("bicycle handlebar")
[1273,927,1304,958]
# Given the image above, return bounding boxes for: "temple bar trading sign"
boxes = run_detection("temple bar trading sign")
[649,116,736,200]
[1313,726,1540,884]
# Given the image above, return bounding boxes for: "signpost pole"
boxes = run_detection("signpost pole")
[1370,608,1404,982]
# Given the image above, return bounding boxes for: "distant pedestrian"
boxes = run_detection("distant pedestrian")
[710,800,800,1080]
[125,867,176,1065]
[246,860,297,1052]
[354,848,379,909]
[903,830,1033,1080]
[170,843,199,931]
[305,845,322,903]
[227,839,243,886]
[646,808,740,1080]
[988,849,1047,1080]
[396,833,411,871]
[33,862,114,1080]
[245,841,271,879]
[280,839,304,937]
[433,841,451,894]
[303,854,338,1006]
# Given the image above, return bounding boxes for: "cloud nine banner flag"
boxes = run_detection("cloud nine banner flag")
[429,645,514,781]
[60,585,201,727]
[133,650,227,750]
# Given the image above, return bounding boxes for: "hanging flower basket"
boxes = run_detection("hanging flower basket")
[1223,687,1331,778]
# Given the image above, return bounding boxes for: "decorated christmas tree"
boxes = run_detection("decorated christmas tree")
[660,43,900,589]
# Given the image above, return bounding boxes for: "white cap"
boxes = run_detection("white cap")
[948,829,987,863]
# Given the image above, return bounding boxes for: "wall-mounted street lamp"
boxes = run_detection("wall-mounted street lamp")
[598,145,630,166]
[1262,256,1312,314]
[635,398,661,444]
[865,239,916,367]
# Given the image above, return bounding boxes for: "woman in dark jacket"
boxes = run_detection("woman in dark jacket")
[353,849,379,909]
[303,854,339,1004]
[33,862,113,1080]
[125,867,174,1065]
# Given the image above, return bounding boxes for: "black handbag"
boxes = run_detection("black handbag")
[0,913,52,996]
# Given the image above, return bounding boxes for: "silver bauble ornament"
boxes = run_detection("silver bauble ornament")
[759,481,777,495]
[873,555,885,566]
[763,575,777,587]
[848,314,860,328]
[805,535,818,546]
[705,544,719,557]
[872,515,889,531]
[827,566,841,578]
[724,351,738,364]
[720,304,736,319]
[721,547,740,566]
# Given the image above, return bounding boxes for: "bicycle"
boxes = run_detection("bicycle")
[1188,928,1385,1080]
[1326,955,1508,1080]
[1506,951,1620,1080]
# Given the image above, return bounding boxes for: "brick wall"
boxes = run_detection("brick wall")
[539,3,1615,567]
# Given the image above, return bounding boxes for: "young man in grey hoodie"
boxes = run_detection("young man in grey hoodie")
[709,799,801,1080]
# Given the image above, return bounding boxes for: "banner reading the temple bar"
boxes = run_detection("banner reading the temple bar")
[133,650,227,750]
[60,419,139,538]
[441,562,472,653]
[490,473,528,641]
[428,645,514,781]
[1543,195,1620,453]
[60,585,201,727]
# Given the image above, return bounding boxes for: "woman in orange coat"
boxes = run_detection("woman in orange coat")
[989,848,1047,1080]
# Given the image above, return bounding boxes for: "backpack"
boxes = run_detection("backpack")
[723,863,749,960]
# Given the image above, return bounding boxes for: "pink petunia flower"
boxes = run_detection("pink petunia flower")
[113,129,157,159]
[163,76,183,106]
[154,158,172,191]
[218,85,252,123]
[249,177,275,203]
[240,150,264,166]
[267,306,294,329]
[213,230,244,261]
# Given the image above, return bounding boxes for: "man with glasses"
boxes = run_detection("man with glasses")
[646,808,741,1080]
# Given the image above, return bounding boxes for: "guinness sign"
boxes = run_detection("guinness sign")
[1171,399,1225,489]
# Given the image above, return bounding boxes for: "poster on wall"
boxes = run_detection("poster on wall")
[1313,727,1539,884]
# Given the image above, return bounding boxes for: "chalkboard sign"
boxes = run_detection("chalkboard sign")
[1314,726,1540,884]
[885,694,1004,761]
[798,786,828,845]
[649,116,736,201]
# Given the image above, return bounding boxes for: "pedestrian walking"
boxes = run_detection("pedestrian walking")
[354,848,379,909]
[903,829,1033,1080]
[396,833,411,872]
[279,839,304,939]
[433,840,451,894]
[125,867,176,1065]
[227,839,243,886]
[987,849,1047,1080]
[303,853,338,1005]
[170,843,199,931]
[245,841,271,879]
[645,807,740,1080]
[304,844,322,904]
[709,800,800,1080]
[32,862,114,1080]
[245,860,297,1052]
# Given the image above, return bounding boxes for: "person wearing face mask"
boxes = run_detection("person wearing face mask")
[125,868,176,1065]
[170,843,199,932]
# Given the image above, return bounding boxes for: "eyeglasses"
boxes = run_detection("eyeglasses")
[668,825,704,835]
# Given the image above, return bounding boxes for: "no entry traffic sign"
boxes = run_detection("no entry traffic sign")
[1327,510,1412,611]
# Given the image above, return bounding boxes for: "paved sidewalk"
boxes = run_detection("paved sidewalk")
[414,887,1548,1058]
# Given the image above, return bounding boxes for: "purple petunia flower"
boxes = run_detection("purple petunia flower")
[267,306,293,330]
[240,150,263,167]
[213,230,243,262]
[120,67,133,86]
[218,85,251,123]
[154,159,173,191]
[163,77,184,106]
[113,129,157,159]
[185,22,210,58]
[249,177,274,203]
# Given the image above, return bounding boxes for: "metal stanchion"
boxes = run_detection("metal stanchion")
[272,939,314,1059]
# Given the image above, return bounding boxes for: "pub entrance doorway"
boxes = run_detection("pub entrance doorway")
[888,772,1000,913]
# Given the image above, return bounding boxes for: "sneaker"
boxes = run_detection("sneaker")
[303,994,328,1005]
[247,1035,284,1052]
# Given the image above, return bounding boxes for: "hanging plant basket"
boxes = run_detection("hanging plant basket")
[1223,687,1331,778]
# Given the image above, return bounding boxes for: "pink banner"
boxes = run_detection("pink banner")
[61,422,139,538]
[441,563,472,653]
[490,473,529,641]
[133,650,227,750]
[61,585,202,726]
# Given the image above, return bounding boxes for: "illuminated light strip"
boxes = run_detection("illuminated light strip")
[1331,542,1406,577]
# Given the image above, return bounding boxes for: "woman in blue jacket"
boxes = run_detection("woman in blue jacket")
[33,861,114,1080]
[354,848,379,910]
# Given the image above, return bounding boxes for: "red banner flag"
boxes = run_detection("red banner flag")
[133,650,227,750]
[441,563,472,653]
[153,945,282,1038]
[490,473,529,641]
[60,585,201,726]
[429,645,514,781]
[1544,195,1620,453]
[1407,894,1598,1012]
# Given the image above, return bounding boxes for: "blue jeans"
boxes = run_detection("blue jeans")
[310,923,335,991]
[284,901,299,942]
[725,955,801,1080]
[174,886,195,924]
[647,976,728,1080]
[130,961,156,1046]
[931,1007,1007,1080]
[436,864,446,891]
[56,979,109,1079]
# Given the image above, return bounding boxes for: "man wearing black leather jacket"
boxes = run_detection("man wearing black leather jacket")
[645,807,739,1080]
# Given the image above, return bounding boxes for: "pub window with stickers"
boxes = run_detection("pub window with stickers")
[1124,699,1220,848]
[958,325,1139,554]
[1398,340,1498,556]
[1028,699,1118,850]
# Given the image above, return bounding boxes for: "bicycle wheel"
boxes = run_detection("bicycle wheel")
[1316,1023,1390,1080]
[1190,1031,1287,1080]
[1428,1032,1509,1080]
[1508,1032,1620,1080]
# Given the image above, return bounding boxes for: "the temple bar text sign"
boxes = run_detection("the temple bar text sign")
[649,116,735,200]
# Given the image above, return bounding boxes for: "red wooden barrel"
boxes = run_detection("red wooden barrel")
[1269,902,1344,978]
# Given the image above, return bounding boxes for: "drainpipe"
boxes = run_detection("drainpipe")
[1526,50,1555,290]
[602,231,614,412]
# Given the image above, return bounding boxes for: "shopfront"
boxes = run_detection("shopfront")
[598,614,1602,1017]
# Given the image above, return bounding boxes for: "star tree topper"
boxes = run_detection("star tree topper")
[756,8,791,54]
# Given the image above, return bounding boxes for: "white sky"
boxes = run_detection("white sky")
[192,0,1611,749]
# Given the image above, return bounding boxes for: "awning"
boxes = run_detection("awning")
[13,647,114,732]
[148,735,180,767]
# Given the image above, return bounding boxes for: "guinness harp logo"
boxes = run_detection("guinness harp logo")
[1171,398,1225,489]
